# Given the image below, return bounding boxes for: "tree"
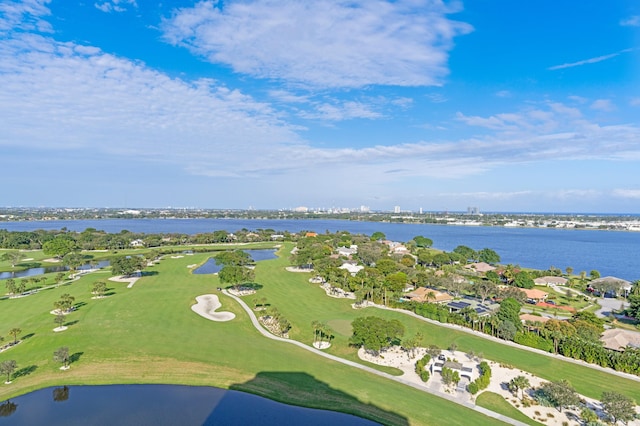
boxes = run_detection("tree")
[579,407,599,425]
[0,360,17,384]
[441,367,460,388]
[508,375,530,400]
[1,251,25,268]
[110,255,145,276]
[370,232,386,241]
[42,237,78,258]
[539,380,580,412]
[8,328,21,345]
[53,347,70,369]
[513,271,534,289]
[497,320,517,341]
[350,316,405,355]
[453,245,476,262]
[54,313,66,329]
[62,252,85,274]
[590,270,601,280]
[91,280,107,298]
[601,391,636,425]
[5,279,17,295]
[215,250,252,267]
[412,236,433,248]
[218,265,255,289]
[478,248,500,264]
[54,293,75,313]
[497,297,522,327]
[473,280,496,303]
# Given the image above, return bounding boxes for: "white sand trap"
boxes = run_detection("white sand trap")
[313,341,331,349]
[171,255,184,259]
[187,264,197,268]
[109,275,140,288]
[53,326,68,332]
[23,258,34,261]
[191,294,235,322]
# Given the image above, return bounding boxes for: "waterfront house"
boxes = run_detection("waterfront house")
[534,276,568,286]
[600,329,640,351]
[521,288,549,302]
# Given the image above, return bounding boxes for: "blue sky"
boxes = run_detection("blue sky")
[1,0,639,213]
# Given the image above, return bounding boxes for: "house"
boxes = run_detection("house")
[519,314,550,332]
[403,287,453,304]
[520,288,549,302]
[339,262,364,276]
[337,245,358,257]
[130,239,145,247]
[305,232,318,237]
[589,276,633,297]
[464,262,496,273]
[534,276,568,286]
[381,240,410,255]
[600,329,640,351]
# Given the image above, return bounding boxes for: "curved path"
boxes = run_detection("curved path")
[222,289,528,426]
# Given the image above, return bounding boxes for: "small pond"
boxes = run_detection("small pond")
[0,384,379,425]
[193,249,278,275]
[0,260,111,280]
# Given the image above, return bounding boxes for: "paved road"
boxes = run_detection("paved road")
[222,290,529,426]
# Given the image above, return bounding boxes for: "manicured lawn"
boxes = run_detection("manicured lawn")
[476,392,541,426]
[0,246,502,426]
[1,242,638,425]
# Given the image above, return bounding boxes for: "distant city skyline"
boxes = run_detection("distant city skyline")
[1,1,639,213]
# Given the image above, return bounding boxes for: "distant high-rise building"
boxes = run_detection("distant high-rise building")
[394,206,401,213]
[467,206,479,215]
[360,205,370,213]
[419,207,423,214]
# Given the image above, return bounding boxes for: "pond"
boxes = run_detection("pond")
[0,260,110,280]
[193,249,278,275]
[0,384,379,425]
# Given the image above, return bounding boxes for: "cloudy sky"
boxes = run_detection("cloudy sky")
[1,0,639,213]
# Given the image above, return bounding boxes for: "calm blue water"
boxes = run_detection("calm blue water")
[0,260,110,280]
[1,218,638,280]
[0,384,380,425]
[193,249,278,274]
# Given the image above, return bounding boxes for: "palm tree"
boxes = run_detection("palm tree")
[8,328,21,345]
[509,375,531,400]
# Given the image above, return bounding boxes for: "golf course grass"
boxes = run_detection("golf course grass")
[1,243,638,425]
[476,392,541,426]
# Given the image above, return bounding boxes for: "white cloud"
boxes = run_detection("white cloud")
[612,189,640,199]
[95,0,137,13]
[161,0,473,88]
[299,100,382,121]
[0,0,52,33]
[590,99,615,111]
[495,90,511,98]
[620,16,640,27]
[548,49,633,70]
[630,98,640,107]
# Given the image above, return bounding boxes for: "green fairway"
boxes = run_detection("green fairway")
[476,392,541,426]
[0,245,503,426]
[1,243,638,425]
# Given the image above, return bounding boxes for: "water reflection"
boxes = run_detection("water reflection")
[193,249,277,275]
[0,261,110,280]
[0,401,17,418]
[52,386,69,402]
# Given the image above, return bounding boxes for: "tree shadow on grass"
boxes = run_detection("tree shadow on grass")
[22,333,35,340]
[13,365,37,379]
[64,320,79,328]
[141,271,159,277]
[226,371,408,426]
[70,352,84,364]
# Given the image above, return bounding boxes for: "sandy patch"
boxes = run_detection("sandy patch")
[187,264,197,268]
[53,326,68,332]
[170,255,184,259]
[191,294,235,322]
[108,275,140,288]
[313,341,331,349]
[23,257,34,261]
[320,283,356,299]
[43,258,61,263]
[286,266,313,273]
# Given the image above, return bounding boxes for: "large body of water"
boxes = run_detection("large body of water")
[0,384,379,425]
[1,218,638,280]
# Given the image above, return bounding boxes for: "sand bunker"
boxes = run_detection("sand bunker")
[191,294,235,322]
[109,275,140,288]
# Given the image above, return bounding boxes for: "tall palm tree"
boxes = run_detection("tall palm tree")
[8,328,21,345]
